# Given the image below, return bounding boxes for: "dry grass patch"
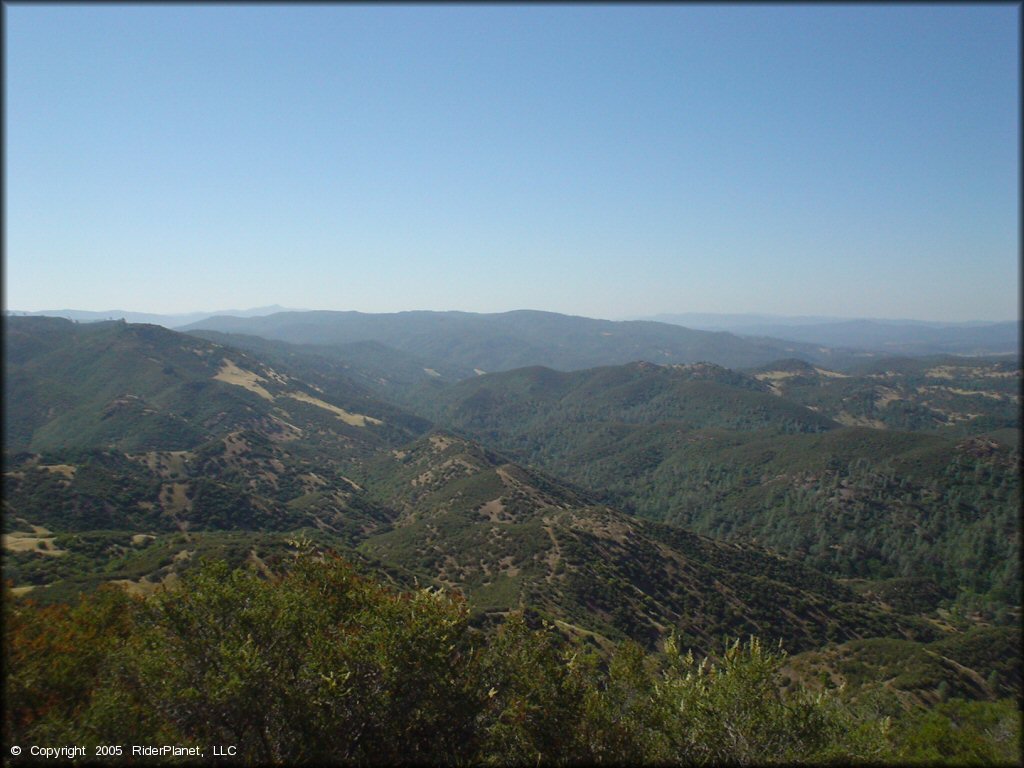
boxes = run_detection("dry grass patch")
[874,387,903,408]
[942,386,1010,400]
[814,367,849,378]
[262,367,291,386]
[836,413,887,429]
[753,370,800,382]
[3,534,67,556]
[266,415,304,441]
[111,571,179,597]
[161,482,193,515]
[247,549,275,579]
[429,434,455,451]
[930,408,981,424]
[496,555,520,577]
[213,359,274,400]
[39,464,77,478]
[280,391,382,426]
[478,498,508,523]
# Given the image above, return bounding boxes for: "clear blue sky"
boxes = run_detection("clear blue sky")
[5,4,1019,321]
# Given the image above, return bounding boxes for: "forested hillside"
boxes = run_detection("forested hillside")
[5,317,913,654]
[4,316,1021,764]
[414,362,1020,614]
[751,356,1019,434]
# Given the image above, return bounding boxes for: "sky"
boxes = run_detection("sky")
[5,4,1020,322]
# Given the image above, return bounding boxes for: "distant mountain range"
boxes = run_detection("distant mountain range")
[637,312,1009,329]
[638,314,1019,357]
[178,309,862,373]
[5,305,299,328]
[9,307,1017,367]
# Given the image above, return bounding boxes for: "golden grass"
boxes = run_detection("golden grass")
[753,371,799,382]
[281,391,382,426]
[479,498,507,523]
[496,555,520,577]
[161,482,192,514]
[429,434,454,451]
[942,387,1008,400]
[39,464,77,478]
[247,549,275,579]
[213,359,274,400]
[915,384,1016,403]
[925,365,1020,380]
[341,475,364,491]
[110,571,179,597]
[136,450,191,478]
[3,534,67,556]
[874,387,903,408]
[835,413,887,429]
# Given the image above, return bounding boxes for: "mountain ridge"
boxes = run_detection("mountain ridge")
[641,314,1019,356]
[178,308,852,372]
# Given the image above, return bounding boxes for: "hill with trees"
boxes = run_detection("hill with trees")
[645,314,1020,357]
[3,315,1020,763]
[411,361,1021,615]
[5,316,917,655]
[179,308,853,373]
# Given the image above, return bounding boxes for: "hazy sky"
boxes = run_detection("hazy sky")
[6,4,1019,321]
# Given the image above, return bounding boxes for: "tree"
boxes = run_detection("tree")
[92,556,482,763]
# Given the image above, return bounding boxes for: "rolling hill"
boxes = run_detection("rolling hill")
[4,316,424,455]
[750,356,1020,434]
[645,314,1020,357]
[353,431,930,652]
[3,317,934,654]
[410,361,1020,610]
[5,304,296,328]
[178,309,848,372]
